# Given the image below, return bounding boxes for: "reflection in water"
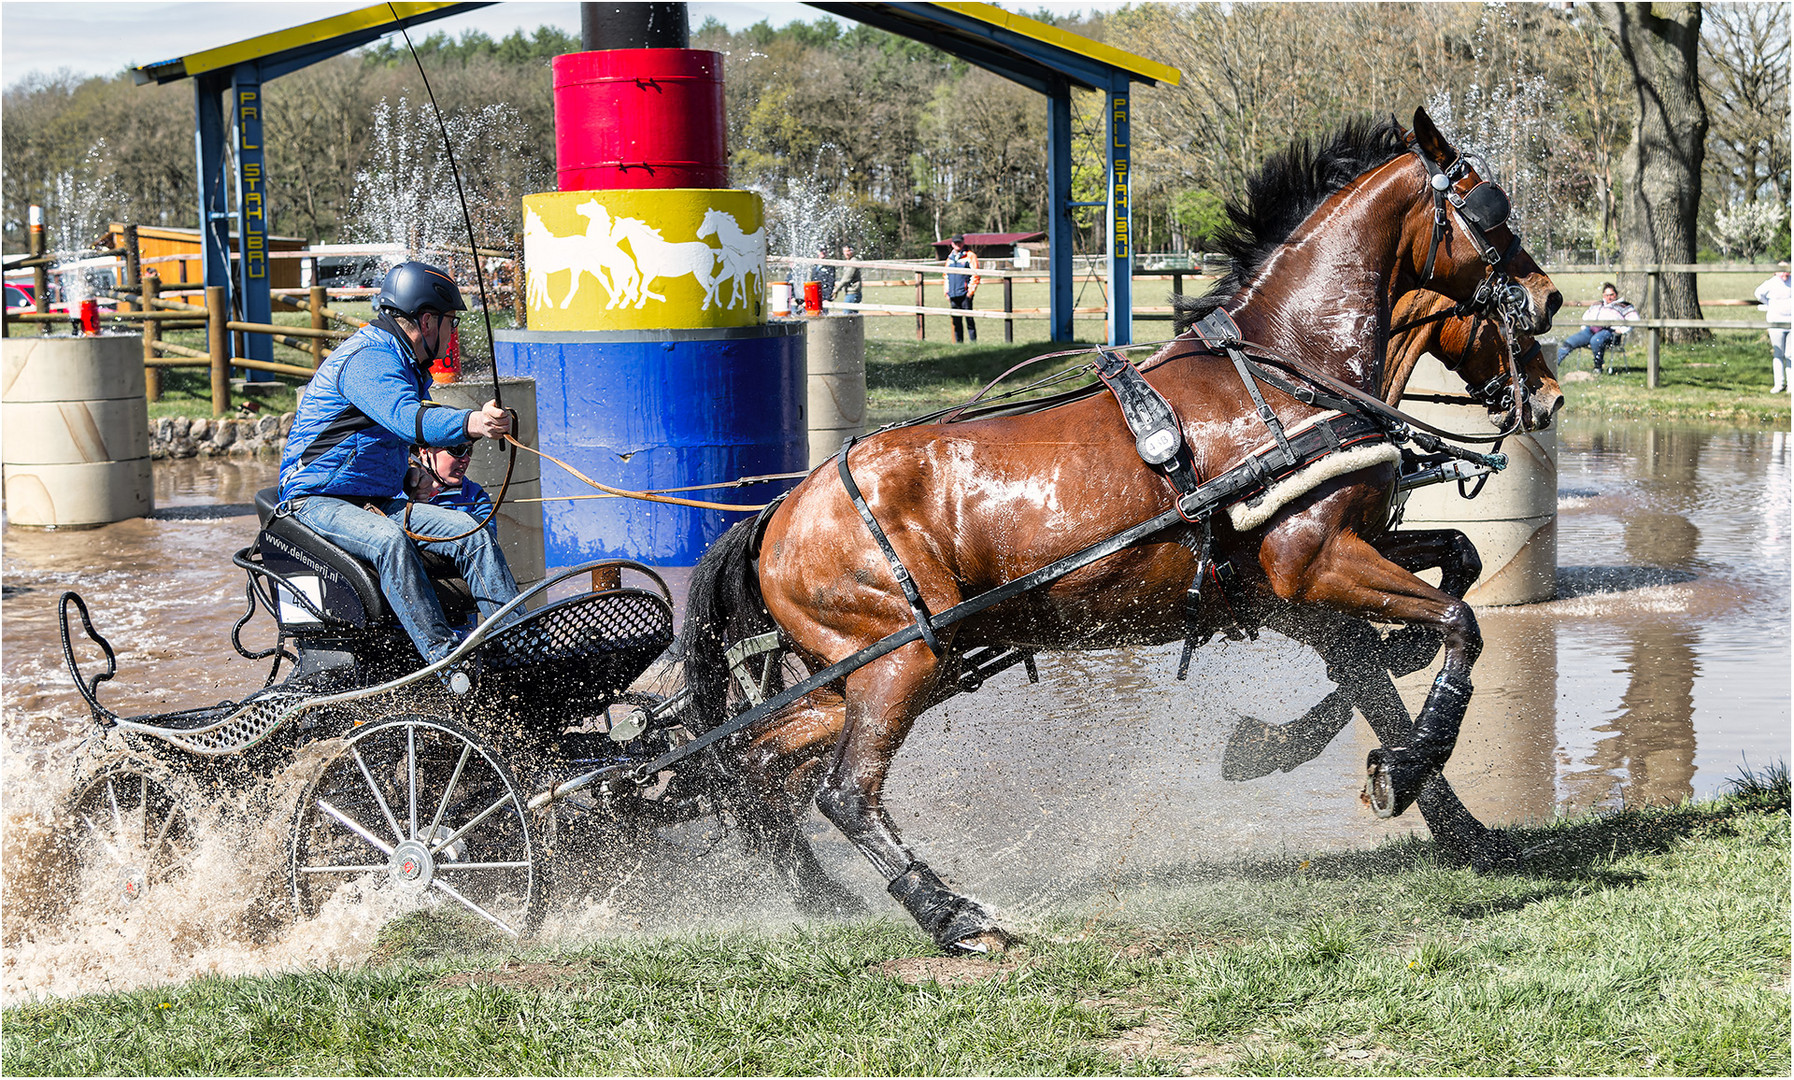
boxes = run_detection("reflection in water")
[1,420,1789,1001]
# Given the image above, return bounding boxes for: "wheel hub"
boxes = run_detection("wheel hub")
[389,840,435,890]
[120,865,147,902]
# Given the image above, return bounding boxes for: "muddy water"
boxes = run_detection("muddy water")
[2,419,1787,1001]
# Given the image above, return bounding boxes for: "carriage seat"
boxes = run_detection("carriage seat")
[252,486,476,629]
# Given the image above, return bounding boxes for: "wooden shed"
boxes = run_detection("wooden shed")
[105,223,308,289]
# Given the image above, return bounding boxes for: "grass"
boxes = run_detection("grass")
[4,771,1786,1076]
[1553,328,1790,426]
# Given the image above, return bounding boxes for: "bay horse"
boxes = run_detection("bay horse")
[682,108,1560,953]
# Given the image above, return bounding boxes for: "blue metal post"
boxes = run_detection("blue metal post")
[231,63,274,375]
[1047,81,1074,343]
[194,75,231,334]
[1106,82,1131,346]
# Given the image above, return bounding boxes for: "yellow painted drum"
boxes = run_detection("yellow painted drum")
[523,189,766,331]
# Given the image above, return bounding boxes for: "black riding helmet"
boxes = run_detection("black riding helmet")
[375,261,467,320]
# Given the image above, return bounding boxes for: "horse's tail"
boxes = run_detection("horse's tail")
[678,515,778,734]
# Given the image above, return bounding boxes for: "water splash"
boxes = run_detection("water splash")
[1425,2,1571,256]
[749,167,871,285]
[45,142,128,307]
[346,96,544,371]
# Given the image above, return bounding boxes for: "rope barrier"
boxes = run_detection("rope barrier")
[502,436,792,512]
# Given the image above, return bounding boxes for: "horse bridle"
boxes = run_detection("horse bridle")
[1397,136,1533,434]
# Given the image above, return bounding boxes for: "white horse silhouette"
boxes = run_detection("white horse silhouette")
[525,208,612,310]
[610,216,723,309]
[573,200,644,309]
[696,208,766,311]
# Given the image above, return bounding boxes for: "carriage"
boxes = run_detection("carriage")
[51,108,1564,953]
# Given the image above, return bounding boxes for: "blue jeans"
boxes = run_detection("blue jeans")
[289,495,519,664]
[1556,326,1616,368]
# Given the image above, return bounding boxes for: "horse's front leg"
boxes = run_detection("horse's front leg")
[814,641,1012,954]
[1291,614,1520,872]
[1263,526,1481,821]
[1372,528,1482,677]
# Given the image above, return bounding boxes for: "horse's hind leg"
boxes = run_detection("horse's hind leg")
[814,644,1010,953]
[731,693,869,919]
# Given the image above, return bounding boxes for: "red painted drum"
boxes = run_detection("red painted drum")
[553,49,727,191]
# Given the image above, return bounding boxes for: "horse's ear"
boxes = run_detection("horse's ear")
[1411,106,1458,165]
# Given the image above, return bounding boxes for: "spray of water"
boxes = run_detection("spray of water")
[346,96,544,372]
[750,165,872,287]
[1425,1,1570,256]
[45,142,129,308]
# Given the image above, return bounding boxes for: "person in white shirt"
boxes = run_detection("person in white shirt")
[1555,281,1639,374]
[1753,264,1792,394]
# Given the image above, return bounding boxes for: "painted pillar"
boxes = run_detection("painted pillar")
[1107,80,1131,347]
[1047,80,1074,343]
[504,37,804,567]
[194,74,231,336]
[231,63,274,376]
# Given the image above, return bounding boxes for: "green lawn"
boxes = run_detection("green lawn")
[5,774,1785,1076]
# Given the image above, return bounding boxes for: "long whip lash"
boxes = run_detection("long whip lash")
[387,3,517,543]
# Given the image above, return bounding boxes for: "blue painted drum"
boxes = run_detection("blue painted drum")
[495,323,807,566]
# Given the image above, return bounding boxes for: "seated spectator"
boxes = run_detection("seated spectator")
[1556,282,1639,374]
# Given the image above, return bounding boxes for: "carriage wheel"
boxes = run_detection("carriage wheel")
[61,752,197,909]
[289,714,546,939]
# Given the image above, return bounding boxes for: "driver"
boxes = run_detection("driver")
[277,261,518,669]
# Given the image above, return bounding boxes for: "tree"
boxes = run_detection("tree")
[1588,2,1708,340]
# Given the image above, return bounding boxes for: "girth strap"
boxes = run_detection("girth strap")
[836,438,943,655]
[1196,310,1297,472]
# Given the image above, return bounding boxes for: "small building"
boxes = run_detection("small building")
[930,231,1048,265]
[105,223,308,289]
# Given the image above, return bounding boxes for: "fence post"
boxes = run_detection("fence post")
[1646,267,1661,389]
[29,208,48,336]
[1003,274,1014,343]
[207,285,230,416]
[915,273,926,341]
[1173,270,1184,296]
[310,285,327,368]
[143,275,162,401]
[121,224,141,313]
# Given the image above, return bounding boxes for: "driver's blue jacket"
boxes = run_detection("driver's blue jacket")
[278,320,472,503]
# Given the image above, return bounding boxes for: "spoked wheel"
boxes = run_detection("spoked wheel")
[62,752,197,908]
[289,714,546,939]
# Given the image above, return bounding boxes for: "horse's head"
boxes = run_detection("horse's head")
[696,209,719,239]
[1437,308,1562,433]
[575,199,611,229]
[1405,108,1560,336]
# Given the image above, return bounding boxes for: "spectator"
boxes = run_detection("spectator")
[1556,282,1638,374]
[944,234,980,343]
[1754,263,1792,395]
[810,245,837,311]
[835,243,863,306]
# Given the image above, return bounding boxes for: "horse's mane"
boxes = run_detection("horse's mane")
[1172,115,1410,333]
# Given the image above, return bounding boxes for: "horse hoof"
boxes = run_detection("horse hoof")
[1365,748,1426,819]
[948,928,1015,955]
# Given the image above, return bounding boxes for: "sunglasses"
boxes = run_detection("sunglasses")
[443,443,473,458]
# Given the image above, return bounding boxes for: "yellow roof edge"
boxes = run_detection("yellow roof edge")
[171,1,468,79]
[930,2,1181,87]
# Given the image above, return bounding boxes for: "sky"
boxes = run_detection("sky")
[0,0,1127,88]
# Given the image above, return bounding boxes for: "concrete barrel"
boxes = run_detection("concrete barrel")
[805,314,866,467]
[2,335,154,528]
[428,376,545,586]
[1397,354,1556,605]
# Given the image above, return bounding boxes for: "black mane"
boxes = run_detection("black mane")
[1171,115,1411,333]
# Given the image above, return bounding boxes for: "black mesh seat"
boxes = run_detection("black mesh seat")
[252,486,476,628]
[471,589,674,723]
